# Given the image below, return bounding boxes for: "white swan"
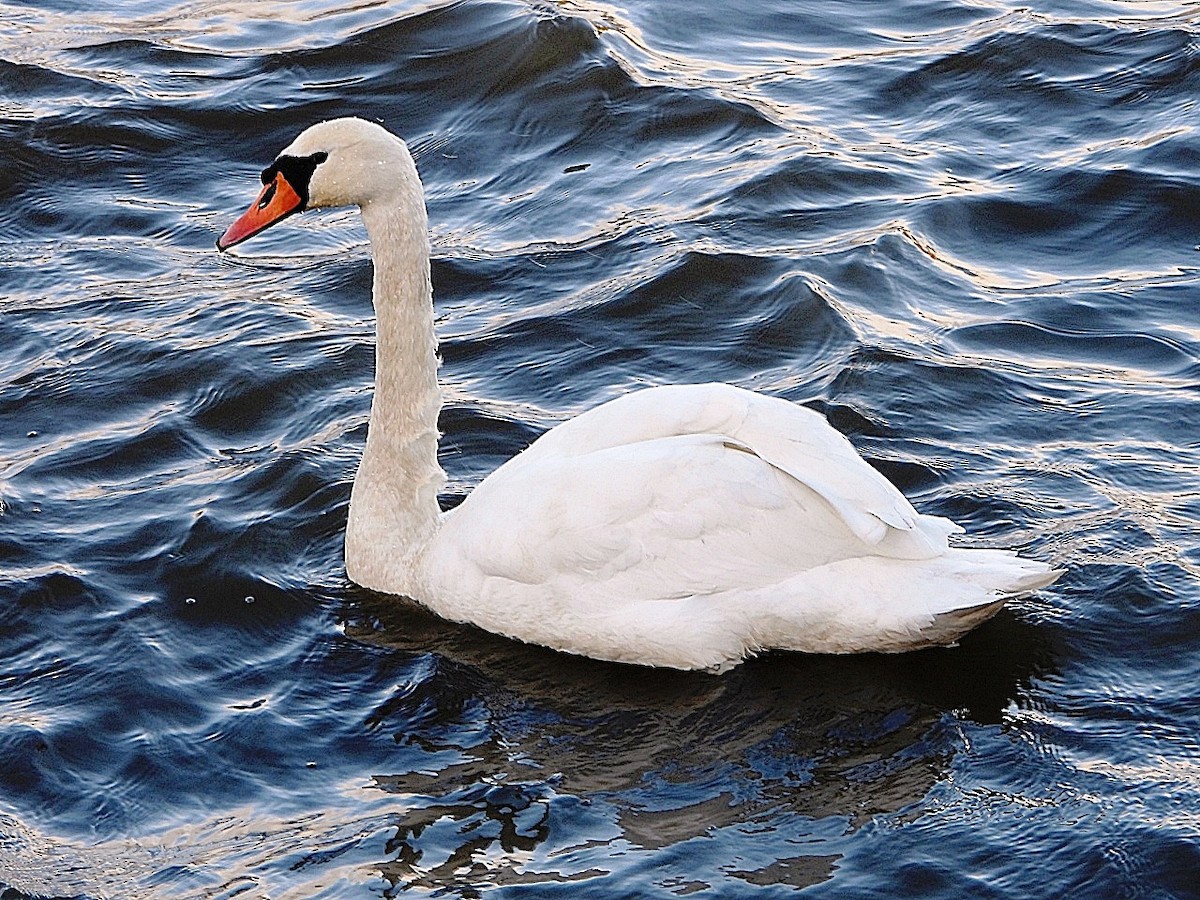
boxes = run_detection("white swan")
[218,117,1058,671]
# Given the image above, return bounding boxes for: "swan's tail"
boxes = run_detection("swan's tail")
[897,554,1062,651]
[754,550,1061,655]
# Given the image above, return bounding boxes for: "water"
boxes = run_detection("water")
[2,0,1199,896]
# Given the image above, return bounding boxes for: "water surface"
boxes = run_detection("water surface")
[2,0,1199,896]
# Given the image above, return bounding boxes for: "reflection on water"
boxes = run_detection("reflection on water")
[0,590,1047,898]
[340,592,1048,893]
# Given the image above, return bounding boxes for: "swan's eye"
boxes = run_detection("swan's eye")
[257,180,278,210]
[259,152,327,210]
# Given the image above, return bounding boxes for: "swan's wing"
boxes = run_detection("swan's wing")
[427,384,956,608]
[428,429,874,609]
[500,383,954,551]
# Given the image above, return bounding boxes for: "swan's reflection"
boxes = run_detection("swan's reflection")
[344,590,1048,892]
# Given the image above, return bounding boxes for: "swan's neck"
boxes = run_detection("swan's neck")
[345,184,444,593]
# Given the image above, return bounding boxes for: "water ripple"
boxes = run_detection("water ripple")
[2,0,1199,896]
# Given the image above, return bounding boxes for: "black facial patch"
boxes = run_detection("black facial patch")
[260,151,329,208]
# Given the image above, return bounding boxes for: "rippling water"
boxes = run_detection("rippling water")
[2,0,1199,896]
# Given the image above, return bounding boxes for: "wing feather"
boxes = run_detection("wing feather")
[501,383,944,548]
[426,384,955,612]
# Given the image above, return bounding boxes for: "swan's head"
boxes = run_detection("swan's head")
[217,117,415,251]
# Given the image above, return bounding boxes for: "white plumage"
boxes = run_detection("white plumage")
[219,118,1059,672]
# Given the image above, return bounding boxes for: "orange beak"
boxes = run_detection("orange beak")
[217,172,304,251]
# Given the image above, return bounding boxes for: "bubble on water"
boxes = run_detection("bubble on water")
[185,597,196,605]
[244,595,255,604]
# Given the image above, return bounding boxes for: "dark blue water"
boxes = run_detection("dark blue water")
[2,0,1199,896]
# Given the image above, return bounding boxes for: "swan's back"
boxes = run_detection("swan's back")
[416,383,1057,670]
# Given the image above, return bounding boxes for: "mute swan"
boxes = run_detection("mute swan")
[217,117,1058,671]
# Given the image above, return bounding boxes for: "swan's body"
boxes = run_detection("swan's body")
[219,118,1058,671]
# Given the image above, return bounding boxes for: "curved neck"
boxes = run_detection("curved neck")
[345,180,444,593]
